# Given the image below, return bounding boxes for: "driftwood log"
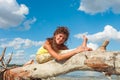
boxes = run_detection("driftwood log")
[1,40,120,80]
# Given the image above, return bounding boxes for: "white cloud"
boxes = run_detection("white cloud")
[13,4,28,15]
[74,32,88,39]
[12,50,27,64]
[4,49,36,64]
[0,38,44,49]
[6,49,36,64]
[74,25,120,42]
[0,0,29,29]
[14,50,25,57]
[74,25,120,49]
[87,43,98,50]
[5,50,26,64]
[0,38,44,64]
[19,17,36,30]
[88,25,120,42]
[24,17,36,30]
[78,0,120,14]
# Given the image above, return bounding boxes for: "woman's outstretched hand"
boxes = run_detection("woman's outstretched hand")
[76,46,92,53]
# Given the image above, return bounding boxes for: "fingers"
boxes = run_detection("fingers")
[84,47,93,51]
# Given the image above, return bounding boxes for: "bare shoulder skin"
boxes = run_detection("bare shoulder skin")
[43,40,85,61]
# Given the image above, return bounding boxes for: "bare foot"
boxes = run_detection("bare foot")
[83,35,88,41]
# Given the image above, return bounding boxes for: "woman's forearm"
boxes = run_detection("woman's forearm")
[55,49,78,61]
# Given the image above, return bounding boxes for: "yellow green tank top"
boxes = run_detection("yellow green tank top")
[36,46,49,55]
[36,46,65,55]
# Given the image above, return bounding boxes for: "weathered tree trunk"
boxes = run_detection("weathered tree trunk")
[1,40,120,80]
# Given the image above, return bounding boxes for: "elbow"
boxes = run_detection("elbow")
[55,55,63,61]
[55,57,62,61]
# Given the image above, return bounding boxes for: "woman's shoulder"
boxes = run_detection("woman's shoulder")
[43,40,52,49]
[44,40,50,45]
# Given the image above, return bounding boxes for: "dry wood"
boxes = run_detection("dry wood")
[0,40,120,80]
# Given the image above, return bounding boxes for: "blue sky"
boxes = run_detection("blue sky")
[0,0,120,64]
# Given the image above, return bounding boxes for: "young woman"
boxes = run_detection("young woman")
[36,26,92,64]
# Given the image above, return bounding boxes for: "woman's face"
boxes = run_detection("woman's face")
[55,33,67,45]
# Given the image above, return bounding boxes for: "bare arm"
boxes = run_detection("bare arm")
[44,40,83,61]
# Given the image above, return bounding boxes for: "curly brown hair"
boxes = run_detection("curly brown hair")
[47,26,69,52]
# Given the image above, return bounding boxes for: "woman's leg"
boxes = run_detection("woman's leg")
[81,35,92,51]
[81,35,88,48]
[36,54,53,64]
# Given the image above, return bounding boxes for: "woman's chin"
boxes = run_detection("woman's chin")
[57,43,62,45]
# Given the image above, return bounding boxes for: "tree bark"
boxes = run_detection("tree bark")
[4,51,120,80]
[1,40,120,80]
